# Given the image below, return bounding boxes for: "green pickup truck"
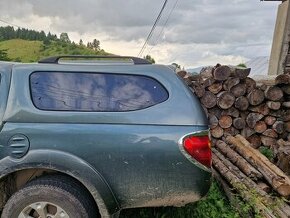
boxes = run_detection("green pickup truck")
[0,56,211,218]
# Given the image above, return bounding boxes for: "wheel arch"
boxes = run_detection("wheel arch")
[0,149,120,217]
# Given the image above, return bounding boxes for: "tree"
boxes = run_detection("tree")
[237,63,247,68]
[79,39,84,46]
[92,39,100,51]
[87,42,91,49]
[59,32,71,43]
[0,49,10,61]
[144,55,155,64]
[43,38,50,45]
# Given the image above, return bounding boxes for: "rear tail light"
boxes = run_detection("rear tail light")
[181,133,211,168]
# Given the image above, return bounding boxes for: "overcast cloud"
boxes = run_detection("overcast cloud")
[0,0,280,68]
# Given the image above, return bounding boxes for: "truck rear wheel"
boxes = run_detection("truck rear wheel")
[1,174,98,218]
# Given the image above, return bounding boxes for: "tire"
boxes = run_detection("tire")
[1,174,99,218]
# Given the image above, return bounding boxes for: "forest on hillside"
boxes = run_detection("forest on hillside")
[0,26,107,62]
[0,26,156,63]
[0,26,101,50]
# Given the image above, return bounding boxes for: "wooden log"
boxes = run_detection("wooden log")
[249,104,270,116]
[263,129,278,138]
[187,74,201,82]
[247,89,265,106]
[208,114,218,129]
[240,111,249,120]
[234,67,251,79]
[245,77,256,93]
[214,149,290,218]
[265,86,284,101]
[223,77,240,91]
[217,91,235,109]
[211,125,224,139]
[227,135,290,197]
[275,74,290,85]
[282,102,290,108]
[193,85,205,98]
[257,182,271,194]
[221,107,239,118]
[277,140,290,175]
[203,77,215,88]
[191,81,200,87]
[281,85,290,95]
[235,96,249,111]
[255,76,276,86]
[212,169,237,207]
[254,121,267,134]
[230,83,247,97]
[266,101,281,110]
[200,91,216,108]
[264,116,277,126]
[246,113,264,128]
[261,136,277,147]
[208,107,222,119]
[285,121,290,132]
[213,150,263,198]
[241,126,255,138]
[208,82,223,94]
[215,140,263,179]
[258,83,268,91]
[223,126,239,137]
[247,134,262,148]
[183,77,192,86]
[211,138,218,148]
[280,131,289,141]
[233,117,246,130]
[273,121,284,134]
[219,115,232,129]
[212,152,279,218]
[283,111,290,122]
[213,65,231,81]
[177,70,187,78]
[200,66,214,79]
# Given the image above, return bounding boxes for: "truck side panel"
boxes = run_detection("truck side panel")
[0,123,211,208]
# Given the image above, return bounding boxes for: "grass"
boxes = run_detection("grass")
[259,146,274,162]
[120,181,240,218]
[0,39,43,62]
[0,39,109,62]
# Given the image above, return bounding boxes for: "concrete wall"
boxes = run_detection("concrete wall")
[268,0,290,75]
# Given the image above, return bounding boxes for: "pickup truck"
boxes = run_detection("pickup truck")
[0,56,211,218]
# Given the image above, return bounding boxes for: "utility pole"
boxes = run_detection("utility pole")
[263,0,290,75]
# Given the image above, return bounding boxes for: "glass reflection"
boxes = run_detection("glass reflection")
[30,72,168,111]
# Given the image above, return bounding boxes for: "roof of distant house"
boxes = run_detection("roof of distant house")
[246,56,269,77]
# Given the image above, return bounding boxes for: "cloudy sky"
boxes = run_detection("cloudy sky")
[0,0,280,68]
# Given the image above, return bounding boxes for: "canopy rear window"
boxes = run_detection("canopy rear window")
[30,72,168,112]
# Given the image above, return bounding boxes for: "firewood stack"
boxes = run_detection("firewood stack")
[178,66,290,217]
[179,65,290,149]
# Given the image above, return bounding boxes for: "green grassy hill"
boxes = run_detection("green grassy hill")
[0,39,109,62]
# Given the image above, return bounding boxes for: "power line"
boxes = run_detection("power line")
[148,0,179,54]
[0,18,23,29]
[138,0,168,57]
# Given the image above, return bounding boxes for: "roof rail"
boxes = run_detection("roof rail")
[38,55,152,65]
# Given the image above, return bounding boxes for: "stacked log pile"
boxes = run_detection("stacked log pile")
[178,66,290,217]
[213,135,290,218]
[180,65,290,151]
